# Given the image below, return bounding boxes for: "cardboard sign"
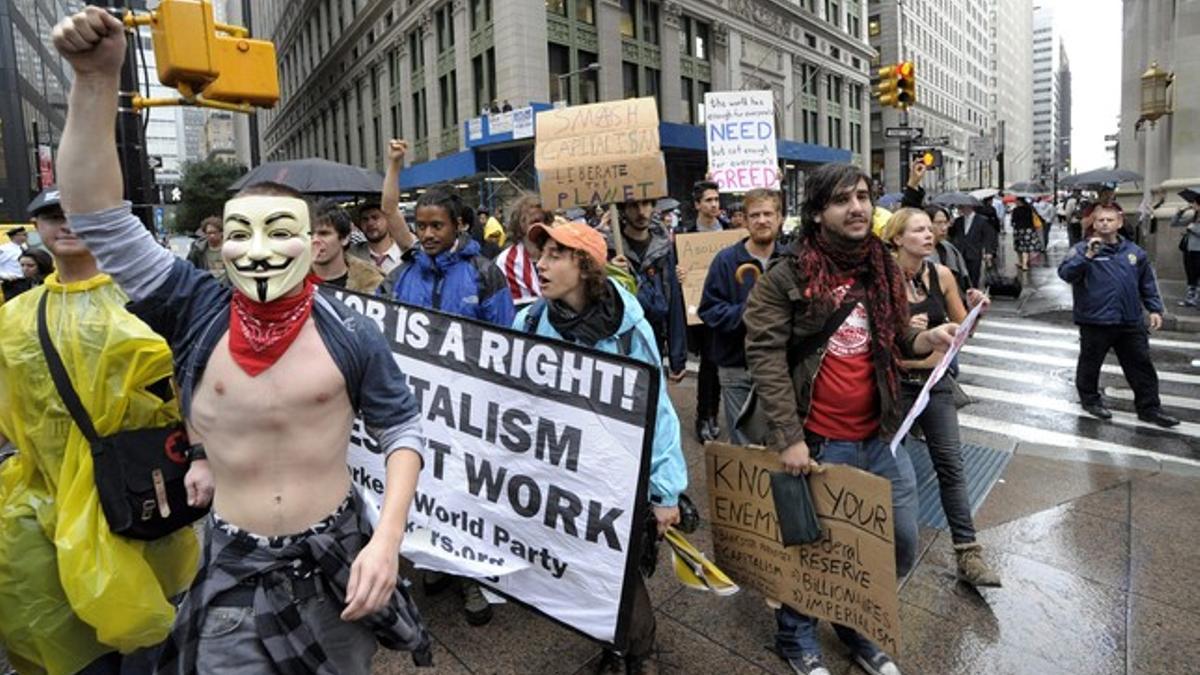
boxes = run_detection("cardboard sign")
[704,91,781,192]
[535,97,667,210]
[326,289,658,650]
[706,443,901,655]
[676,229,749,325]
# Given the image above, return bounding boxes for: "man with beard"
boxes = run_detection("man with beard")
[51,9,431,672]
[698,188,784,445]
[743,163,957,675]
[349,140,416,273]
[187,215,228,283]
[608,198,687,385]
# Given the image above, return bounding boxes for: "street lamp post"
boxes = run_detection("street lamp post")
[555,62,600,106]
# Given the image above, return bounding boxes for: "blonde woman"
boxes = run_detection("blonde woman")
[881,208,1001,588]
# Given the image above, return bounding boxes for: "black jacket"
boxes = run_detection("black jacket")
[949,212,998,261]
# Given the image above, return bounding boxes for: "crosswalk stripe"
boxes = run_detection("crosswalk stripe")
[957,413,1200,467]
[960,345,1200,385]
[957,364,1052,386]
[982,319,1200,350]
[959,384,1200,438]
[1104,386,1200,412]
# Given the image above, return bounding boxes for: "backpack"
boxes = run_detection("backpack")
[522,299,636,355]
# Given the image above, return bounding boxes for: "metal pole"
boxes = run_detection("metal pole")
[996,120,1006,193]
[899,108,910,188]
[92,0,154,230]
[242,0,260,167]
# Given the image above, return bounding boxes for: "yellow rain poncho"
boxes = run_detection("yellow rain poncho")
[0,273,199,675]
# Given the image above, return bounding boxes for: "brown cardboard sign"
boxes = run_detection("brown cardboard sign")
[705,443,901,655]
[676,230,749,326]
[535,98,668,210]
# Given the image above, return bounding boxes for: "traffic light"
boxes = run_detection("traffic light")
[914,149,943,169]
[877,64,901,108]
[126,0,279,112]
[896,61,916,108]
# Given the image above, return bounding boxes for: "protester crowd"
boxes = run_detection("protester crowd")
[0,8,1186,675]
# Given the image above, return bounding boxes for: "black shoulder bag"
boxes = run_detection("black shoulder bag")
[37,293,208,540]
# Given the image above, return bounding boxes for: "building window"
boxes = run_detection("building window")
[577,49,599,103]
[681,17,710,60]
[827,116,842,148]
[413,90,428,139]
[409,31,424,73]
[825,0,841,27]
[546,0,566,16]
[681,76,709,124]
[622,61,639,99]
[391,103,402,141]
[548,43,571,102]
[645,66,661,112]
[471,0,492,30]
[619,0,636,38]
[436,4,455,53]
[576,0,595,24]
[640,1,659,45]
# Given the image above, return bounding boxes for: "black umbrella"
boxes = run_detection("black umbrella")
[229,158,387,196]
[1007,181,1049,193]
[931,192,982,207]
[1178,187,1200,203]
[1060,168,1142,188]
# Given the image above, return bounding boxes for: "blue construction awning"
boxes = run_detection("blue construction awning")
[398,150,479,190]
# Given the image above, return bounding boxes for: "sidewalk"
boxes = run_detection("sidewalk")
[367,384,1200,675]
[5,393,1197,675]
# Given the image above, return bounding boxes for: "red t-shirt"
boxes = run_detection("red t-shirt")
[805,283,880,441]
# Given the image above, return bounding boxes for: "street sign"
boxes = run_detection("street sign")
[914,136,950,147]
[148,155,163,169]
[968,136,993,160]
[885,126,924,139]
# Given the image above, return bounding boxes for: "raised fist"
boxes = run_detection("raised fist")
[52,7,127,78]
[387,139,408,163]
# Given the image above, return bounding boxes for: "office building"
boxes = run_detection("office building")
[988,0,1033,185]
[868,0,993,192]
[1031,1,1060,180]
[253,0,872,206]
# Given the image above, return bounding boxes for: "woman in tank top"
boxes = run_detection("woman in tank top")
[882,208,1001,589]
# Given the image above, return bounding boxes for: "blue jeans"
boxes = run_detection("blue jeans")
[775,436,919,659]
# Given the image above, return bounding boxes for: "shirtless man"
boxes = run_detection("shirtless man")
[52,9,430,672]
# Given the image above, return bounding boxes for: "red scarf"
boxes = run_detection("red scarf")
[228,276,317,376]
[795,228,910,400]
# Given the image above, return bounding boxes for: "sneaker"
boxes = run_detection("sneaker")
[781,652,831,675]
[853,648,901,675]
[954,542,1002,587]
[593,650,623,674]
[460,580,493,626]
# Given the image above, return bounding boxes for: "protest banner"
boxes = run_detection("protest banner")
[704,90,781,192]
[706,443,901,655]
[535,97,667,210]
[676,229,748,325]
[889,301,985,454]
[324,287,658,650]
[512,106,535,139]
[489,111,514,134]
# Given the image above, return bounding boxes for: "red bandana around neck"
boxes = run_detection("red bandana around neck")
[228,275,318,376]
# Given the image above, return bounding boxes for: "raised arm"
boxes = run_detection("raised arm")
[382,140,416,252]
[53,8,177,302]
[53,8,126,214]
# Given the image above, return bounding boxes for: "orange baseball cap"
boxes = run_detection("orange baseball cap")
[527,220,608,269]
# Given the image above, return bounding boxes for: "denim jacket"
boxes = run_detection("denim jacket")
[67,204,423,457]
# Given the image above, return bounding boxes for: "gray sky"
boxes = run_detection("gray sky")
[1054,0,1122,172]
